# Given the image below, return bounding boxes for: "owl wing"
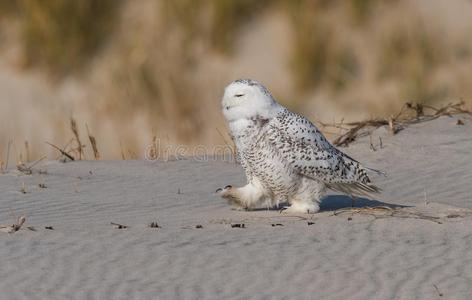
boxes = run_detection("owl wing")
[265,110,381,196]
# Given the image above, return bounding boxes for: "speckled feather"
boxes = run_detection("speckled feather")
[221,79,380,211]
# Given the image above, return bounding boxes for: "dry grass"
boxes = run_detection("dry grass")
[1,140,12,173]
[163,0,275,54]
[16,0,121,74]
[45,141,74,162]
[70,117,83,160]
[16,155,47,175]
[321,101,472,147]
[86,124,100,160]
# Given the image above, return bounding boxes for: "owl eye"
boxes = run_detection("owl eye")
[235,94,245,97]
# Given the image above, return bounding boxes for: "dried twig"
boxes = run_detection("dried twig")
[433,284,443,297]
[20,182,27,194]
[111,222,128,229]
[321,101,471,147]
[17,155,47,175]
[216,127,238,163]
[231,223,246,228]
[0,216,26,233]
[369,134,376,151]
[45,142,75,161]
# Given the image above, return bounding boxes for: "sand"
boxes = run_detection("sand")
[1,114,472,299]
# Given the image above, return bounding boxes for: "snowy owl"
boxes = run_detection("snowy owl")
[217,79,382,213]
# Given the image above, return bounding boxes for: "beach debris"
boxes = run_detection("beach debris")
[111,222,128,229]
[20,182,27,194]
[271,223,284,227]
[433,284,443,297]
[16,155,47,175]
[148,221,160,228]
[231,223,245,228]
[307,221,315,226]
[369,134,377,151]
[0,216,26,233]
[16,163,32,175]
[456,119,464,125]
[27,226,36,231]
[45,226,54,230]
[332,206,451,224]
[388,116,397,135]
[347,217,353,221]
[38,183,47,189]
[320,101,471,147]
[195,224,203,229]
[46,141,75,161]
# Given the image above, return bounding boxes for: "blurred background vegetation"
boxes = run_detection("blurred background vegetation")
[0,0,471,161]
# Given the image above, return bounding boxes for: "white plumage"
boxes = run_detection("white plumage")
[217,79,381,213]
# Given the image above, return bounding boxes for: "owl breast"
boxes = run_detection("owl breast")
[230,117,300,199]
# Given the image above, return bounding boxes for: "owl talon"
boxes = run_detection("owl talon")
[216,185,232,194]
[278,206,290,214]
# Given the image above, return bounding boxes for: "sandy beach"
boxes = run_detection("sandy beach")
[1,114,472,300]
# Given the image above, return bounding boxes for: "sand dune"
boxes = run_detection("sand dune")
[1,114,472,299]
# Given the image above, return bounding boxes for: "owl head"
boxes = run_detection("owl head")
[221,79,281,122]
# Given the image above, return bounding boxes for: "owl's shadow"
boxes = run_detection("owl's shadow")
[248,195,405,212]
[320,195,406,211]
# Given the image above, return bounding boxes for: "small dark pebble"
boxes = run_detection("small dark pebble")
[231,223,245,228]
[111,222,128,229]
[307,222,315,226]
[271,223,283,227]
[38,183,47,188]
[195,225,203,229]
[347,217,353,221]
[45,226,54,230]
[148,222,160,228]
[456,119,464,125]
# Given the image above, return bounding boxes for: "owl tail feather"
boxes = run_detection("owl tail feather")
[327,182,382,198]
